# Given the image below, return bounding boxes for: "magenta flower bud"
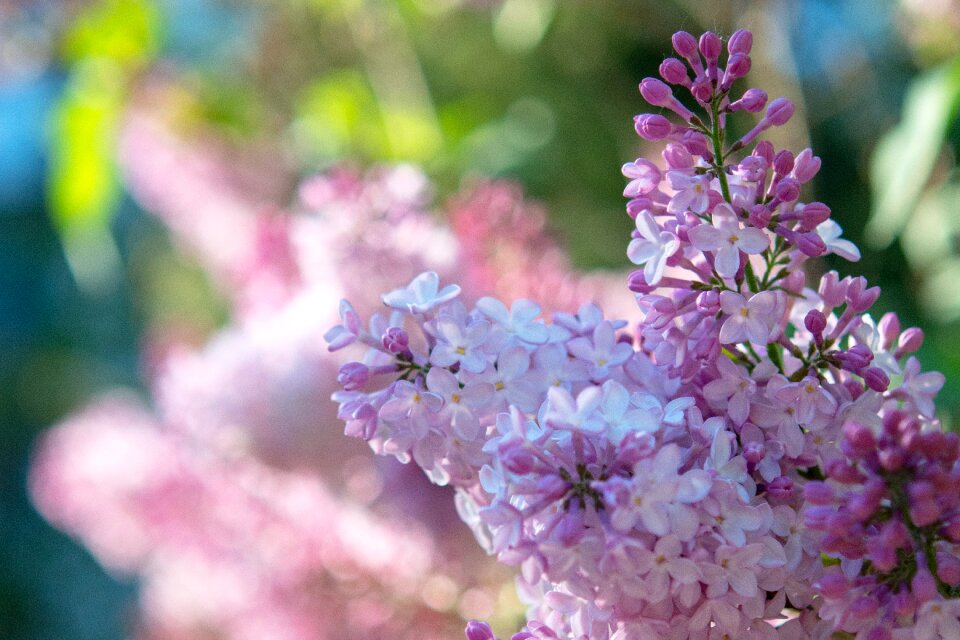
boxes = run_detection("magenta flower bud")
[804,309,827,335]
[819,270,848,308]
[690,75,713,102]
[909,484,941,525]
[943,515,960,542]
[634,113,673,140]
[796,231,827,257]
[681,130,711,157]
[912,567,938,603]
[846,277,881,312]
[699,31,722,61]
[775,177,800,203]
[338,362,370,391]
[891,588,917,618]
[848,596,879,620]
[465,621,496,640]
[663,143,693,169]
[730,87,767,112]
[897,327,924,354]
[768,476,794,499]
[748,204,771,229]
[727,29,753,55]
[659,57,689,85]
[938,554,960,586]
[773,150,795,177]
[878,446,905,471]
[627,269,654,294]
[720,53,751,90]
[836,344,874,371]
[782,269,807,294]
[753,140,775,164]
[764,97,795,126]
[816,573,849,599]
[826,458,864,484]
[696,290,720,314]
[842,421,876,458]
[804,480,835,505]
[672,31,698,58]
[792,148,822,182]
[799,201,831,230]
[877,311,900,344]
[382,326,410,354]
[868,543,898,572]
[743,441,765,464]
[863,367,890,392]
[866,625,892,640]
[640,77,674,107]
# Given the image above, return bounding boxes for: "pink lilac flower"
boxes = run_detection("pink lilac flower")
[320,28,957,640]
[688,203,769,278]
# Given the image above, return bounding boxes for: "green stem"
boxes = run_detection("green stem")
[710,96,732,204]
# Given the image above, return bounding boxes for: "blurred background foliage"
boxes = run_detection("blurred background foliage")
[2,0,959,637]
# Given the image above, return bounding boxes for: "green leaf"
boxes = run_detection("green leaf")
[866,56,960,248]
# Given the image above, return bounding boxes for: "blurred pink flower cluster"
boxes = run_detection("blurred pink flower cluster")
[30,102,631,638]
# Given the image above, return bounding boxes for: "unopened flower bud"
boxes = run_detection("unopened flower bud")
[866,626,892,640]
[796,231,827,257]
[842,421,876,458]
[338,362,370,391]
[819,271,848,308]
[743,441,765,464]
[690,75,713,102]
[753,140,775,164]
[805,309,827,336]
[634,113,673,140]
[465,620,496,640]
[699,31,722,61]
[720,53,750,90]
[748,204,771,229]
[938,554,960,586]
[727,29,753,55]
[730,87,767,112]
[774,150,795,177]
[681,130,710,157]
[663,143,693,169]
[696,290,720,314]
[628,269,654,294]
[816,573,849,599]
[768,475,793,499]
[775,178,800,203]
[382,326,410,353]
[804,481,835,505]
[792,148,821,182]
[897,327,924,355]
[799,202,831,230]
[640,77,673,107]
[836,344,874,371]
[764,97,795,126]
[877,312,900,348]
[863,367,889,392]
[659,57,689,85]
[672,31,698,58]
[912,567,938,603]
[846,277,881,312]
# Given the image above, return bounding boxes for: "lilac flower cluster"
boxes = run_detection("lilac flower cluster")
[329,29,958,640]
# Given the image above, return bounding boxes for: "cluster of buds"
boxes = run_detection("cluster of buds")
[329,29,956,640]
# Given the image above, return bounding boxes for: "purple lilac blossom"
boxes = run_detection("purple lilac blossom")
[329,28,959,640]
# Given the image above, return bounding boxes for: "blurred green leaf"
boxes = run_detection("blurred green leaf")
[61,0,161,66]
[866,56,960,248]
[48,59,124,236]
